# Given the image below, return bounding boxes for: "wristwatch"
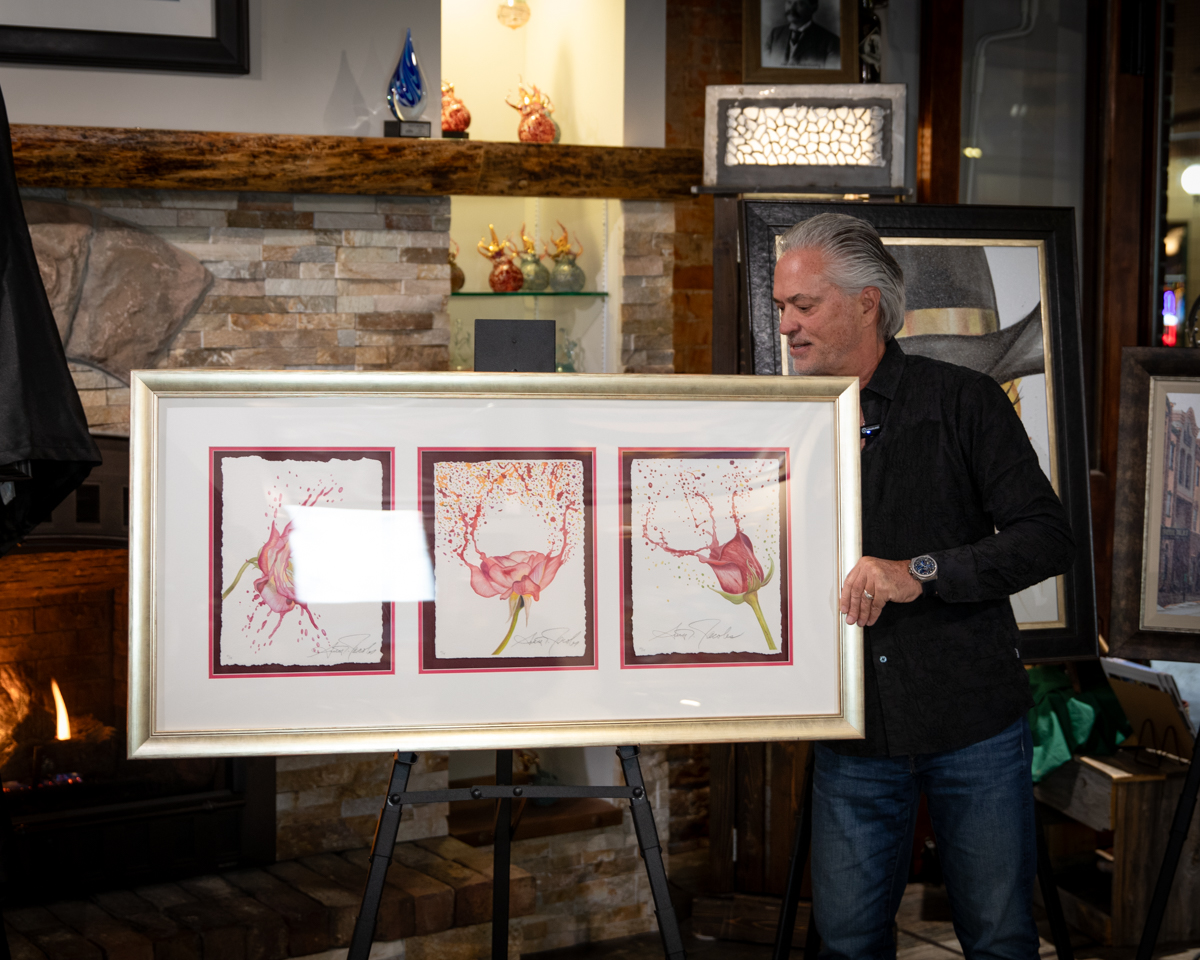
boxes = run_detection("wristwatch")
[909,555,938,596]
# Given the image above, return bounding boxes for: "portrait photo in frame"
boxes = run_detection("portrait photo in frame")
[1110,348,1200,663]
[743,0,859,84]
[129,369,864,758]
[0,0,248,74]
[738,201,1097,661]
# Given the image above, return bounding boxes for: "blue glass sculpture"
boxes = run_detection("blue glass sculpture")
[387,29,427,121]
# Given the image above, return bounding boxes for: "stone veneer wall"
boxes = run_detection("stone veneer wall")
[619,202,676,375]
[275,753,448,862]
[20,187,453,435]
[512,746,670,954]
[19,184,680,956]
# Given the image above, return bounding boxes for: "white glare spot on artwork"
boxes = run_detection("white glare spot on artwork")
[723,105,886,168]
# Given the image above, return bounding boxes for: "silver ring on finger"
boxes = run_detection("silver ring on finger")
[863,590,874,600]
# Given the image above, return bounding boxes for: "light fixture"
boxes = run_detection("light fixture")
[963,146,983,159]
[1182,163,1200,196]
[497,0,530,29]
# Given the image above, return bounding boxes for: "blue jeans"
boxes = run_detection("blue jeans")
[811,718,1039,960]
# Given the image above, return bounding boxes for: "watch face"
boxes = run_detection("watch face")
[912,555,937,579]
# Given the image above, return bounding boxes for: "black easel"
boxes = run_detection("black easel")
[1135,732,1200,960]
[347,746,686,960]
[771,757,1076,960]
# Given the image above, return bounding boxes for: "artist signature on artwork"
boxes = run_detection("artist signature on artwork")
[512,628,585,656]
[649,619,746,650]
[307,634,379,661]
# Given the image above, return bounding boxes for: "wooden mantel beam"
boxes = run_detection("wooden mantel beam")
[9,124,703,200]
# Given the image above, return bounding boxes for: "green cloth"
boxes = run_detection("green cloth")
[1027,666,1130,782]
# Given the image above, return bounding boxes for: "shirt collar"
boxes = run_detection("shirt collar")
[862,337,905,401]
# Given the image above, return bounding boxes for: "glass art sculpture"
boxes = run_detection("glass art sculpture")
[387,29,427,121]
[516,224,549,292]
[497,0,531,29]
[478,225,524,293]
[546,222,585,292]
[507,82,558,144]
[441,81,471,134]
[448,239,465,293]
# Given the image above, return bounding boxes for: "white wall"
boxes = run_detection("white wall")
[441,0,625,146]
[0,0,441,136]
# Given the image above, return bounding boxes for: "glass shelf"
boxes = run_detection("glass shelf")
[451,290,608,297]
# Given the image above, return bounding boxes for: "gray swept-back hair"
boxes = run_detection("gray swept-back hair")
[777,213,906,339]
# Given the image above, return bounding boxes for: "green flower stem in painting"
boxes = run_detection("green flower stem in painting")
[221,557,259,600]
[743,591,777,651]
[493,594,527,656]
[709,554,777,651]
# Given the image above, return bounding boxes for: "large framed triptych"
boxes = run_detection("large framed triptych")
[740,201,1097,661]
[129,371,864,757]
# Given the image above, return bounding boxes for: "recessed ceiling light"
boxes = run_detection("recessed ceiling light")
[1181,163,1200,196]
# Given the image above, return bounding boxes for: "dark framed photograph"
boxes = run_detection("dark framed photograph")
[737,201,1096,661]
[1109,348,1200,663]
[0,0,248,74]
[744,0,859,84]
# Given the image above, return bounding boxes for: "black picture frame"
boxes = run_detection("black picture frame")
[737,200,1096,662]
[1109,348,1200,663]
[0,0,249,74]
[743,0,859,84]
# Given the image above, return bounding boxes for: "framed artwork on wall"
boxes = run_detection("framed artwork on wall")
[743,0,859,84]
[737,201,1096,661]
[1109,348,1200,663]
[0,0,248,74]
[129,369,864,757]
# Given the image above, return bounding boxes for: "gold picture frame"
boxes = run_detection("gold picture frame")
[743,0,860,84]
[129,369,865,758]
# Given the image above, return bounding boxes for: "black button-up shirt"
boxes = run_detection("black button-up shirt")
[831,338,1076,757]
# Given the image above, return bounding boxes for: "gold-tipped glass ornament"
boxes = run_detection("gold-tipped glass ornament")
[497,0,531,29]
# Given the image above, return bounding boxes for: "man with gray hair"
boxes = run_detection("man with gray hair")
[772,213,1074,959]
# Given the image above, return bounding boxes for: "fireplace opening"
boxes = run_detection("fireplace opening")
[1,437,274,903]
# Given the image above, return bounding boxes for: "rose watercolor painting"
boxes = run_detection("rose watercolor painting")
[419,450,596,672]
[622,450,791,667]
[211,449,394,677]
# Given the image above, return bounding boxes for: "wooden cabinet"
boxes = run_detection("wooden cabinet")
[1034,752,1200,946]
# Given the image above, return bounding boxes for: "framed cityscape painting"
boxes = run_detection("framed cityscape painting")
[128,369,864,757]
[739,201,1097,661]
[1110,348,1200,663]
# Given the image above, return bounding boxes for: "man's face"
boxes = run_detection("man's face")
[785,0,817,27]
[773,247,877,377]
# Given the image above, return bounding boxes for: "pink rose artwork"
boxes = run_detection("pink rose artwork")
[638,458,779,652]
[222,483,335,645]
[434,459,584,656]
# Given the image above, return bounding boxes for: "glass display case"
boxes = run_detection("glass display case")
[448,196,619,372]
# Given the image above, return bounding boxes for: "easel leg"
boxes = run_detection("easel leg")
[617,746,687,960]
[492,749,513,960]
[348,751,418,960]
[1035,806,1074,960]
[1135,731,1200,960]
[773,748,815,960]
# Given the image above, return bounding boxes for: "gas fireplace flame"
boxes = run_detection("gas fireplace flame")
[50,679,70,741]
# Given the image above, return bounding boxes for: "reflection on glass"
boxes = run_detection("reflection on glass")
[1161,2,1200,344]
[285,507,434,604]
[959,0,1086,228]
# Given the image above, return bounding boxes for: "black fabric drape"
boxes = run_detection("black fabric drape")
[0,83,100,556]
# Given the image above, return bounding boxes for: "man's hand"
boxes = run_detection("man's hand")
[840,557,922,627]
